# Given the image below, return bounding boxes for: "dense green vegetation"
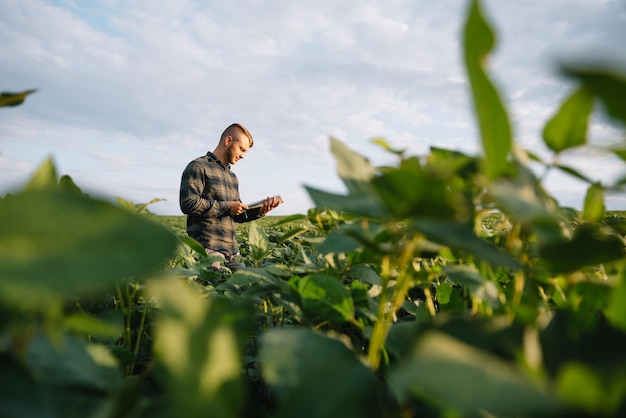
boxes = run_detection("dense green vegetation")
[3,0,626,417]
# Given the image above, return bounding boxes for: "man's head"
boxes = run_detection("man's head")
[215,123,253,165]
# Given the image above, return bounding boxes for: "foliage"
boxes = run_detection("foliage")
[3,0,626,417]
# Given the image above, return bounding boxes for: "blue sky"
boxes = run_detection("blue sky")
[1,0,626,216]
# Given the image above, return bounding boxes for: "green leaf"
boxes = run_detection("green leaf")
[410,220,520,267]
[0,89,37,107]
[260,329,380,418]
[436,281,453,305]
[556,362,625,415]
[21,157,59,191]
[23,333,125,418]
[247,221,271,262]
[27,334,122,391]
[554,163,593,184]
[305,185,385,218]
[582,183,605,222]
[463,0,512,179]
[291,274,354,324]
[149,280,256,418]
[606,271,626,332]
[346,263,382,286]
[489,177,565,243]
[444,265,501,307]
[539,223,625,273]
[371,137,405,156]
[58,175,83,194]
[542,86,594,153]
[0,190,178,301]
[316,225,363,255]
[277,226,307,243]
[389,331,563,416]
[0,353,53,418]
[272,213,308,226]
[563,68,626,126]
[63,312,123,338]
[330,137,376,195]
[372,169,460,219]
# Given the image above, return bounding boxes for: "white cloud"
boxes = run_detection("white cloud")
[1,0,626,216]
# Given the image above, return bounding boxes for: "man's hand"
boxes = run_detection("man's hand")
[229,201,249,216]
[259,196,282,216]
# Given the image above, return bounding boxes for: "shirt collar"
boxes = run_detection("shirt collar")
[206,151,230,169]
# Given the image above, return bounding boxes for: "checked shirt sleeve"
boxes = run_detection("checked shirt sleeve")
[179,160,230,217]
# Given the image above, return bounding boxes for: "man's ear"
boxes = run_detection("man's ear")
[223,135,233,146]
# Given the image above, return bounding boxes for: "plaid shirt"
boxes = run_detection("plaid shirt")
[179,152,254,257]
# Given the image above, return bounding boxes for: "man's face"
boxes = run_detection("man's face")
[226,135,250,165]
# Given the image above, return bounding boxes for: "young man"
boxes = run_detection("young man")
[179,123,281,269]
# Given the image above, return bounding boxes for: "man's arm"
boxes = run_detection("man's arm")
[179,161,229,217]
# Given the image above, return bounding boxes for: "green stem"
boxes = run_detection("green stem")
[368,236,419,370]
[129,299,149,376]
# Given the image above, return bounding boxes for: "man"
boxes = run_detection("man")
[179,123,281,269]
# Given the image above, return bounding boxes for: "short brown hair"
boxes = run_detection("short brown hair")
[221,123,253,148]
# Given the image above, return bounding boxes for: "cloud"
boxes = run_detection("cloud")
[1,0,626,217]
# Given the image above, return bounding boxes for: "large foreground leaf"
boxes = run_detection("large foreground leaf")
[260,329,380,418]
[463,0,512,179]
[149,279,257,418]
[389,331,564,416]
[539,223,625,273]
[0,190,178,300]
[0,353,53,418]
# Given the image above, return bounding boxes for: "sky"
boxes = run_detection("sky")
[1,0,626,216]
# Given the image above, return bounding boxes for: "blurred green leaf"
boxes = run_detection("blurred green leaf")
[436,281,453,305]
[372,169,459,219]
[330,137,376,195]
[463,0,512,178]
[371,137,405,156]
[582,183,605,222]
[427,146,478,178]
[180,235,207,255]
[0,190,178,301]
[542,86,594,153]
[0,353,53,418]
[305,185,385,218]
[277,226,307,243]
[389,331,564,416]
[58,175,83,194]
[563,67,626,126]
[23,334,124,418]
[539,223,625,273]
[556,362,625,415]
[21,157,59,192]
[149,279,256,418]
[444,265,501,307]
[316,224,363,255]
[411,220,520,267]
[260,328,380,418]
[306,139,387,218]
[346,263,382,286]
[63,312,123,339]
[27,334,122,391]
[554,163,594,184]
[489,177,565,243]
[607,272,626,332]
[0,89,36,107]
[291,274,354,324]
